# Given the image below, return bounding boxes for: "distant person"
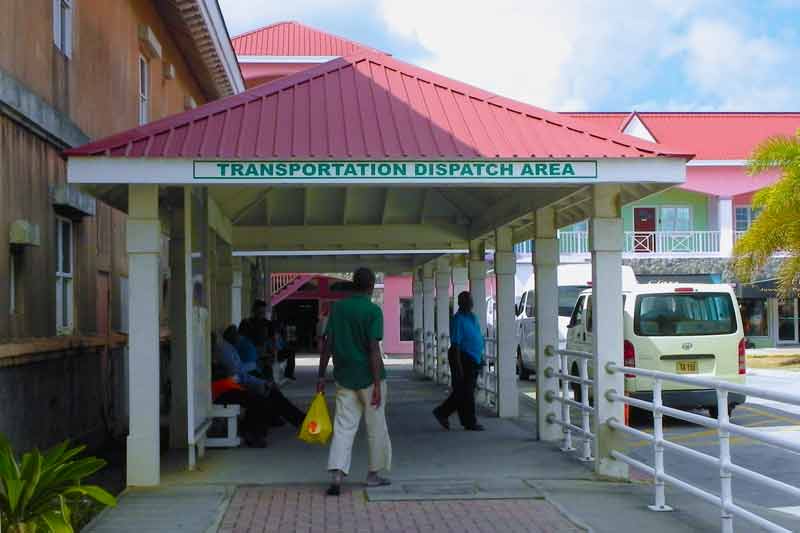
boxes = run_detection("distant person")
[433,291,485,431]
[317,268,391,496]
[270,321,297,380]
[316,302,331,350]
[218,325,305,434]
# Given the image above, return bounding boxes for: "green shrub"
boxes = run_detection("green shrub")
[0,435,116,532]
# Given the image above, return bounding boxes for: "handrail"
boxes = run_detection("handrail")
[606,362,800,532]
[546,346,594,461]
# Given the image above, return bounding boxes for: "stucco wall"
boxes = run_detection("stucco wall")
[382,275,413,355]
[622,188,710,231]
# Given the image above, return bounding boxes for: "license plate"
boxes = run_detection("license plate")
[676,360,699,374]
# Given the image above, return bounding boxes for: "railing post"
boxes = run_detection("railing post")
[560,353,574,452]
[578,357,593,461]
[718,389,734,533]
[649,379,672,512]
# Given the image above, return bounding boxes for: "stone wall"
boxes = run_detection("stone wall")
[624,256,788,284]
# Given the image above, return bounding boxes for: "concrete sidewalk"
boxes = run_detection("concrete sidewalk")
[86,360,800,532]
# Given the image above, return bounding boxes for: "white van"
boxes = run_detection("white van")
[515,264,636,379]
[566,283,746,416]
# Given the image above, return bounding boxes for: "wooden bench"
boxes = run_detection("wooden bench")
[206,404,241,448]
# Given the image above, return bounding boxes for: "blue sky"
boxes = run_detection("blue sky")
[219,0,800,112]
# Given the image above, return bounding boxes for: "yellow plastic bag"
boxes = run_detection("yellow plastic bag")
[298,392,333,445]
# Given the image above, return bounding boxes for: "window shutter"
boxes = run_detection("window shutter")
[53,0,62,50]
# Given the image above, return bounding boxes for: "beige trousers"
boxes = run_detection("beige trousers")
[327,381,392,475]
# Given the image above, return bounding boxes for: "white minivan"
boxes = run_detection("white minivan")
[515,264,636,379]
[566,283,746,416]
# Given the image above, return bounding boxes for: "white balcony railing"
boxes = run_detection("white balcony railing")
[556,230,722,257]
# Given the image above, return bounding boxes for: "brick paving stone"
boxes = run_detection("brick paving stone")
[218,486,584,533]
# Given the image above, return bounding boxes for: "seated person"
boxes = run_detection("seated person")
[265,320,297,381]
[216,326,306,438]
[236,319,260,375]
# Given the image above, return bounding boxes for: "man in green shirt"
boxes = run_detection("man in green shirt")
[317,267,392,496]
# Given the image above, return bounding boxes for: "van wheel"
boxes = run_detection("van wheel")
[517,350,531,380]
[708,403,737,420]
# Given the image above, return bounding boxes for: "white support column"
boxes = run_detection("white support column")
[126,185,161,486]
[591,184,629,480]
[451,255,468,314]
[412,269,424,374]
[422,263,435,379]
[263,257,272,318]
[231,257,243,326]
[495,227,518,418]
[718,196,734,257]
[534,208,561,442]
[469,240,488,335]
[435,257,452,384]
[168,189,192,451]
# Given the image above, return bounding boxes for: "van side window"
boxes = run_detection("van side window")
[569,296,585,328]
[525,290,535,317]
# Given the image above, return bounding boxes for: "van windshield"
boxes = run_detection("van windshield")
[634,292,737,336]
[559,286,590,317]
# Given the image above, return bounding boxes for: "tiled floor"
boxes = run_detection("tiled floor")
[219,485,584,533]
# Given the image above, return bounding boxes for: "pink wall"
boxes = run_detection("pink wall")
[381,275,413,355]
[682,167,780,197]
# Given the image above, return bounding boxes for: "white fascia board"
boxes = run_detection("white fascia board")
[199,0,245,93]
[596,157,686,184]
[68,157,687,186]
[237,55,340,64]
[687,160,747,167]
[233,249,469,257]
[67,158,193,184]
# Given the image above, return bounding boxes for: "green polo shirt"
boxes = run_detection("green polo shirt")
[326,294,385,390]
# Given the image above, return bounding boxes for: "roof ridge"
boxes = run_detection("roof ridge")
[231,21,294,42]
[231,20,383,55]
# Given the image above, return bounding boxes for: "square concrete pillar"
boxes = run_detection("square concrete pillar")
[451,255,468,315]
[422,263,435,379]
[412,269,424,374]
[126,185,161,486]
[534,208,562,442]
[435,257,452,384]
[590,185,628,480]
[469,240,488,334]
[495,227,518,418]
[168,188,193,451]
[231,257,243,326]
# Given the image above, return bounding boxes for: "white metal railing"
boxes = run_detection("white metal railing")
[625,230,721,255]
[556,230,724,257]
[424,330,436,380]
[271,273,299,294]
[545,346,594,461]
[605,362,800,533]
[477,335,498,410]
[437,334,451,384]
[558,230,590,255]
[413,328,424,375]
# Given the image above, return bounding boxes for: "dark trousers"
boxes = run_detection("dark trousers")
[278,349,296,378]
[436,351,479,427]
[215,387,305,438]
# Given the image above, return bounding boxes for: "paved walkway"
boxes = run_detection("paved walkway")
[86,358,800,532]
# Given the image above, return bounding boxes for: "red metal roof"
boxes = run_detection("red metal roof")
[65,52,691,160]
[565,112,800,159]
[232,21,380,57]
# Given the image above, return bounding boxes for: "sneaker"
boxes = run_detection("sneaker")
[326,484,341,496]
[366,475,391,487]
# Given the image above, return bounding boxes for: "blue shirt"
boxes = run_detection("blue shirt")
[450,311,484,364]
[237,337,259,373]
[220,340,271,392]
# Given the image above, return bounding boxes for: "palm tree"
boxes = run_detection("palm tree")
[733,129,800,294]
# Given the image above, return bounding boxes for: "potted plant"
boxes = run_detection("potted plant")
[0,435,116,532]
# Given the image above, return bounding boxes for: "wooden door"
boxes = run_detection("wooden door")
[633,207,657,252]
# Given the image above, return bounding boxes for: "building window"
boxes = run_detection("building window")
[139,55,150,125]
[53,0,73,57]
[659,206,692,232]
[399,298,414,341]
[56,217,74,333]
[740,298,769,337]
[735,206,761,232]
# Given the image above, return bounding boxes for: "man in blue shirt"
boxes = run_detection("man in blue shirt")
[433,291,485,431]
